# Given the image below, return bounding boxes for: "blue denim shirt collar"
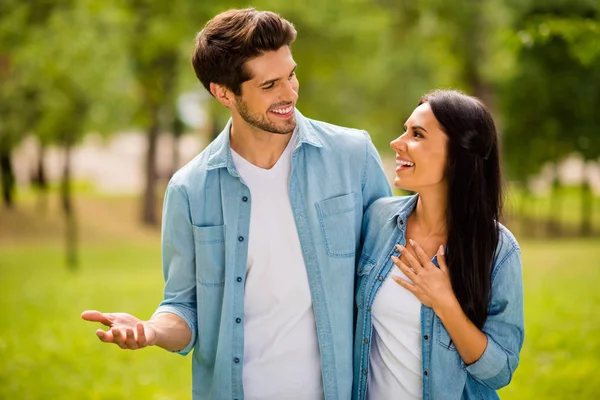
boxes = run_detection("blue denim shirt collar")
[388,193,419,229]
[206,109,323,176]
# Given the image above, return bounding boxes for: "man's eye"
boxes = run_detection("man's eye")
[263,83,275,90]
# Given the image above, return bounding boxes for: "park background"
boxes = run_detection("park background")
[1,0,599,398]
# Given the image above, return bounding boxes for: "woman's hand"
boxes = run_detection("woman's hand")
[391,239,455,310]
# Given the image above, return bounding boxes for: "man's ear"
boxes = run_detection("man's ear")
[210,82,234,108]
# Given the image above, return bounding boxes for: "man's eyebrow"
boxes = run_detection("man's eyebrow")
[259,77,279,87]
[258,65,297,87]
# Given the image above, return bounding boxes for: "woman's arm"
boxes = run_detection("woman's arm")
[393,240,524,388]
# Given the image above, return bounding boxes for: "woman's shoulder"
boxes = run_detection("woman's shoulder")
[492,222,522,276]
[497,222,520,253]
[366,194,418,222]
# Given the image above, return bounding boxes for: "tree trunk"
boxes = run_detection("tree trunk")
[35,143,48,213]
[142,112,160,225]
[547,164,562,237]
[581,178,592,236]
[61,142,78,270]
[171,114,184,177]
[0,147,15,209]
[519,185,532,237]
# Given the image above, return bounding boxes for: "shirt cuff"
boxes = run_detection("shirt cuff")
[464,335,506,380]
[152,305,197,356]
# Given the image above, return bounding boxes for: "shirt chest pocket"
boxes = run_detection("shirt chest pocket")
[315,192,357,258]
[192,225,226,286]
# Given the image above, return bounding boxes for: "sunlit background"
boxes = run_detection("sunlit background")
[1,0,599,399]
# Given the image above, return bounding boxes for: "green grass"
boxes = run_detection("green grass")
[1,193,599,399]
[0,243,191,400]
[498,238,600,399]
[1,239,599,399]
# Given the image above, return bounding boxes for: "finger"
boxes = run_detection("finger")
[392,275,416,294]
[392,255,417,280]
[125,328,138,349]
[396,244,424,270]
[409,239,435,269]
[96,329,114,343]
[437,245,449,274]
[112,328,128,349]
[136,323,147,348]
[81,310,112,327]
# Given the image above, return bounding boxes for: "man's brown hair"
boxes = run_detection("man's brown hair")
[192,8,297,96]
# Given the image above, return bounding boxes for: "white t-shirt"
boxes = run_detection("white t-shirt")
[231,132,324,400]
[368,267,423,400]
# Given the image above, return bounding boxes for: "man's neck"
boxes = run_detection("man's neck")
[229,118,293,170]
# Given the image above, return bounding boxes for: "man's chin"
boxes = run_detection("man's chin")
[267,119,296,135]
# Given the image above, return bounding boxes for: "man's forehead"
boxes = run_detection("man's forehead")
[245,47,295,80]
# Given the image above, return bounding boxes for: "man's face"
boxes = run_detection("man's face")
[233,46,299,135]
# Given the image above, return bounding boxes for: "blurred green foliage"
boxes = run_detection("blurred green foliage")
[1,0,598,175]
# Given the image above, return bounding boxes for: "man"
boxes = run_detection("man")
[82,8,391,399]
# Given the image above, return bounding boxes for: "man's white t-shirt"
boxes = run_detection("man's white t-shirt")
[231,131,324,400]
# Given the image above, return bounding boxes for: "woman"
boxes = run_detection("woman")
[353,90,524,399]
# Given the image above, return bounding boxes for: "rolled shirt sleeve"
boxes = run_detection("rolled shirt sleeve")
[464,248,525,389]
[153,182,198,356]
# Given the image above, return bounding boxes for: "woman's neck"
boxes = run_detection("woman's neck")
[412,186,448,239]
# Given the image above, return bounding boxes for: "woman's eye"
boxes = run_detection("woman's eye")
[414,131,424,138]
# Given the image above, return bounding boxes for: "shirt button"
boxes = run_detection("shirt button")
[238,236,244,242]
[362,369,368,375]
[399,219,404,225]
[236,277,242,283]
[378,276,383,281]
[236,318,241,323]
[242,196,248,202]
[234,357,240,364]
[424,335,429,340]
[424,370,428,376]
[366,306,371,312]
[363,338,369,344]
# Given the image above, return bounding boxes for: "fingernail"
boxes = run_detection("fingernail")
[391,255,398,262]
[439,245,445,255]
[396,244,404,251]
[409,239,415,246]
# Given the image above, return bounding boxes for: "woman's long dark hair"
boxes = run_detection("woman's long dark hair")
[419,90,502,329]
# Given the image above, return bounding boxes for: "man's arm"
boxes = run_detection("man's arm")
[82,181,198,354]
[361,131,392,211]
[81,310,191,351]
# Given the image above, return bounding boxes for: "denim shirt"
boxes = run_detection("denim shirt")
[354,195,524,400]
[152,110,391,400]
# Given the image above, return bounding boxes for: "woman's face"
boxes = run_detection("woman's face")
[390,102,448,192]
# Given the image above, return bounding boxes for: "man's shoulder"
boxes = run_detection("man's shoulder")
[304,116,371,151]
[168,142,215,188]
[306,117,368,138]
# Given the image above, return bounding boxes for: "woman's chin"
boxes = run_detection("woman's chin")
[393,178,413,192]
